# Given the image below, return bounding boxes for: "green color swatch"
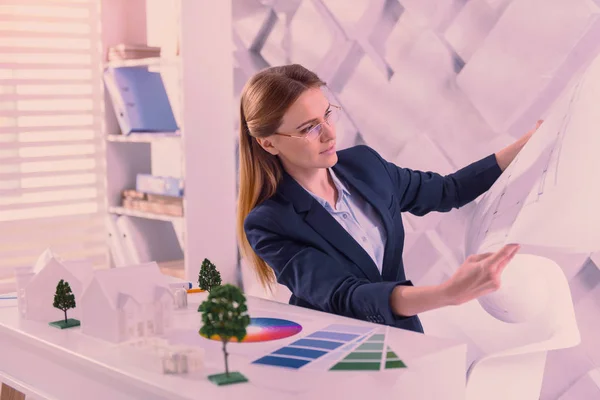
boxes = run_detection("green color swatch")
[330,362,381,371]
[344,352,382,360]
[385,360,407,369]
[357,342,384,351]
[368,334,385,342]
[384,345,406,369]
[329,333,407,371]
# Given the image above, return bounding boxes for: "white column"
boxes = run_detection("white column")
[179,0,238,285]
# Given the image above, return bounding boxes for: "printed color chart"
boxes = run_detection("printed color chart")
[330,332,406,370]
[252,324,406,371]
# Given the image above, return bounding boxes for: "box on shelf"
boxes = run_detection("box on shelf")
[122,189,183,217]
[136,174,183,197]
[158,259,185,279]
[108,43,161,61]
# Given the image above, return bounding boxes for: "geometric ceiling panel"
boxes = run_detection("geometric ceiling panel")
[443,0,501,63]
[456,0,600,136]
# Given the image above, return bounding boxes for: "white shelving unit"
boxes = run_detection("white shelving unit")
[108,206,182,223]
[100,0,238,285]
[105,133,181,143]
[102,56,180,68]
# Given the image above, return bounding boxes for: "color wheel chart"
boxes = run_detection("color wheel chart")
[252,323,406,371]
[201,317,302,343]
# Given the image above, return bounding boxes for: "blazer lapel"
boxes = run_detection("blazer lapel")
[332,165,397,281]
[279,171,382,282]
[304,206,382,282]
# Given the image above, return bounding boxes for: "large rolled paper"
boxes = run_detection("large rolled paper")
[477,253,550,323]
[466,53,600,260]
[466,253,580,400]
[463,53,600,327]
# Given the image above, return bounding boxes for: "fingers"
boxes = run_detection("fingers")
[493,245,520,274]
[466,243,519,264]
[479,244,520,267]
[468,252,494,263]
[485,244,520,278]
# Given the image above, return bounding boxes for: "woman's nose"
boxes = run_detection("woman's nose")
[319,122,335,141]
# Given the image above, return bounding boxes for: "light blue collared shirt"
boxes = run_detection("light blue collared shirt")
[302,168,387,274]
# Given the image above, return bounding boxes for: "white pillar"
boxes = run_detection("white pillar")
[179,0,238,285]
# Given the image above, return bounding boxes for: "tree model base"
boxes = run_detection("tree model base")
[49,318,80,329]
[207,371,248,386]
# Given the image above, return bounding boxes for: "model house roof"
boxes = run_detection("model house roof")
[31,248,94,281]
[62,259,95,287]
[90,262,174,309]
[32,248,62,274]
[27,249,94,290]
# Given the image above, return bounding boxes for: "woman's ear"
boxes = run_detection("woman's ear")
[255,137,280,155]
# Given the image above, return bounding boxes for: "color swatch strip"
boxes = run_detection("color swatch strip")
[385,349,407,369]
[252,324,374,369]
[329,331,407,371]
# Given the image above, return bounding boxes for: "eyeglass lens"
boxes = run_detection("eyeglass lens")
[307,107,340,139]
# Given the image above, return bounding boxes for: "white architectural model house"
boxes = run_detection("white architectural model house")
[14,249,94,323]
[80,262,175,343]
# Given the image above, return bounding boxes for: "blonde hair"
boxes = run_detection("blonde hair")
[236,64,326,291]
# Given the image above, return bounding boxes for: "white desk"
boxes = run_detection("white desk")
[0,293,467,400]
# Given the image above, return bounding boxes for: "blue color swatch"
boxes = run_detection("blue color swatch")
[290,338,344,350]
[325,324,374,334]
[272,347,327,359]
[253,356,310,369]
[307,331,360,342]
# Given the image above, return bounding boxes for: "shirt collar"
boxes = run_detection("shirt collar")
[302,168,351,209]
[328,167,351,198]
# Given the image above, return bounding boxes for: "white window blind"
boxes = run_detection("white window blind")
[0,0,107,292]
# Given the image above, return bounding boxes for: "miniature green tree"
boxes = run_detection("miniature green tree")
[49,279,80,329]
[198,258,222,292]
[199,284,250,385]
[53,279,76,323]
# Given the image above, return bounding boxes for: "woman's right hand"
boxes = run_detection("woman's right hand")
[442,243,521,306]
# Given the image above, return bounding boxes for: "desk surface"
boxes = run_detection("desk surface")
[0,293,467,400]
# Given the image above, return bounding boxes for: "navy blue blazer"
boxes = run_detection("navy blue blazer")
[244,145,502,333]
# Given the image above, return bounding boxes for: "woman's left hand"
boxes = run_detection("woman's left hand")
[495,119,543,171]
[521,119,543,144]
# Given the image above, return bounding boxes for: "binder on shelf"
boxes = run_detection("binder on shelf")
[116,215,149,265]
[106,214,131,267]
[103,65,179,135]
[115,214,184,265]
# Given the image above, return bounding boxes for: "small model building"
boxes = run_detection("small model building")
[14,248,94,323]
[123,337,205,375]
[80,262,175,343]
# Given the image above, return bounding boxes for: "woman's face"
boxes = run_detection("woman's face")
[256,87,339,173]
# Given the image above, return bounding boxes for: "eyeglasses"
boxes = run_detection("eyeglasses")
[275,105,342,141]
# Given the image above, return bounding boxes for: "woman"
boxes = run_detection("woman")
[237,64,536,333]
